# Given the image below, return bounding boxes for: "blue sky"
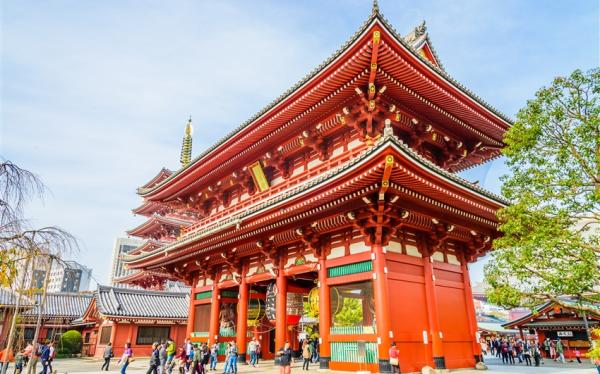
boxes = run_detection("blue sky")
[2,0,598,287]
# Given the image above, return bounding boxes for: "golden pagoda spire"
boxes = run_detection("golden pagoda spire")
[180,116,193,167]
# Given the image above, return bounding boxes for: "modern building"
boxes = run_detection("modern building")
[47,260,92,293]
[109,237,144,287]
[120,4,512,373]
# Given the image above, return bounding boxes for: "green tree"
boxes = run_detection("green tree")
[333,297,363,326]
[59,330,83,354]
[485,68,599,312]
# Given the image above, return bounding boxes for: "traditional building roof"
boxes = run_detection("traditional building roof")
[128,239,166,256]
[21,292,93,319]
[140,168,173,189]
[113,269,183,289]
[126,214,193,239]
[125,128,508,269]
[0,288,35,308]
[502,300,600,330]
[94,285,189,320]
[137,7,512,201]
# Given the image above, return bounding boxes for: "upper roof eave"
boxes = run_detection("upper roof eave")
[137,11,513,201]
[125,131,509,267]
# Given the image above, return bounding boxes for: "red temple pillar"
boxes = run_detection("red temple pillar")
[186,277,197,339]
[275,258,288,358]
[461,257,482,363]
[236,265,249,363]
[209,284,221,345]
[372,243,393,373]
[318,256,331,368]
[423,255,445,369]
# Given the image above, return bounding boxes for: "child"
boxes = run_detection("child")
[574,348,582,364]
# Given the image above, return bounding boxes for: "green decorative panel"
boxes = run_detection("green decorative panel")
[330,342,378,363]
[191,331,209,337]
[328,261,372,278]
[330,326,376,335]
[221,290,238,299]
[195,291,212,300]
[219,328,236,337]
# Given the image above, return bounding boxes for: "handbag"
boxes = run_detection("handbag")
[389,357,399,366]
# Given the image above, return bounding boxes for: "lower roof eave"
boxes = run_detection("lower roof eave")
[126,134,507,269]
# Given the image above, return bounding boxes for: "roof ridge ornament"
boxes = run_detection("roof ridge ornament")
[415,20,427,38]
[180,116,193,168]
[372,0,379,15]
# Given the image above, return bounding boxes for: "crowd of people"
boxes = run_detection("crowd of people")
[0,340,56,374]
[107,338,258,374]
[481,336,585,367]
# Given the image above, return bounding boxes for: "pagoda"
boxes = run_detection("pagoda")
[120,3,511,373]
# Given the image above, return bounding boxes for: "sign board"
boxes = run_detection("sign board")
[557,331,573,337]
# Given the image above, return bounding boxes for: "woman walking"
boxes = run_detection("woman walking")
[101,342,114,371]
[301,340,311,371]
[118,342,134,374]
[389,342,400,374]
[277,342,292,374]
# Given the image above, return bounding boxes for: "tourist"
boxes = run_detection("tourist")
[495,338,501,358]
[209,343,218,371]
[117,342,133,374]
[500,339,509,364]
[277,342,292,374]
[574,348,582,364]
[14,349,25,373]
[225,342,237,374]
[190,344,202,374]
[201,343,210,373]
[507,339,515,364]
[555,339,565,363]
[38,340,51,374]
[479,338,487,357]
[166,339,176,370]
[222,343,230,374]
[543,338,550,358]
[0,348,9,372]
[549,339,556,359]
[301,340,311,371]
[175,348,187,374]
[147,342,160,374]
[311,339,318,364]
[159,341,168,374]
[101,342,114,371]
[594,356,600,374]
[523,340,532,366]
[248,338,258,367]
[533,342,541,367]
[389,342,400,374]
[184,339,193,372]
[22,342,33,367]
[255,340,261,365]
[46,342,55,374]
[515,339,523,363]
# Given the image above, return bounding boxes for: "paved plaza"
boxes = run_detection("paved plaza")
[5,356,595,374]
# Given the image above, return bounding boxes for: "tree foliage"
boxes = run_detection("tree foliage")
[333,297,363,326]
[485,68,599,312]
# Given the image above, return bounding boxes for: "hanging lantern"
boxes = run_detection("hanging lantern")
[247,298,266,327]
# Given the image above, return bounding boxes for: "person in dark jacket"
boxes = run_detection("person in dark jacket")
[277,342,292,374]
[39,341,51,374]
[101,342,114,371]
[146,342,160,374]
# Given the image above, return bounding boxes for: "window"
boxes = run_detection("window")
[136,326,170,345]
[24,328,35,341]
[99,326,112,345]
[330,281,376,333]
[84,332,91,343]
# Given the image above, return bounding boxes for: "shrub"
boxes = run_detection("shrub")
[59,330,82,354]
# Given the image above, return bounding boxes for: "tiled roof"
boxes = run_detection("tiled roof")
[125,129,508,267]
[0,288,35,307]
[22,293,93,318]
[95,285,189,320]
[139,7,512,197]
